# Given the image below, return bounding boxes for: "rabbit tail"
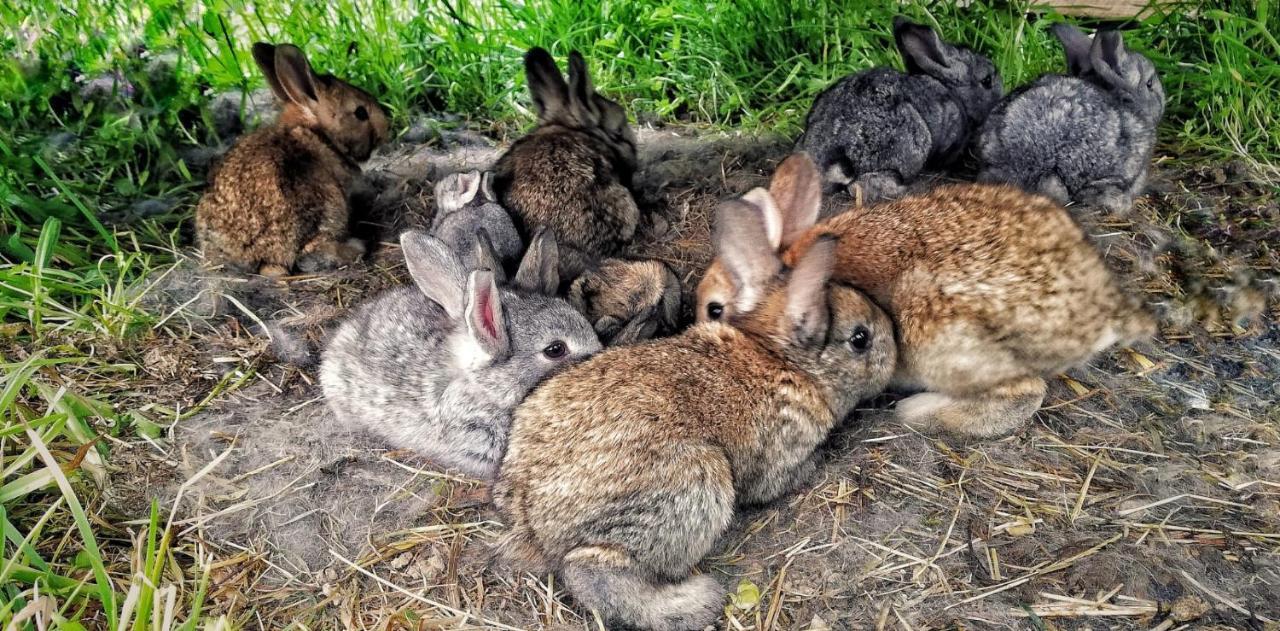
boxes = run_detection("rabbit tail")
[562,546,723,631]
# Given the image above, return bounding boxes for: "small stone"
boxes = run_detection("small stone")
[1169,594,1210,622]
[805,615,831,631]
[79,71,135,102]
[388,552,412,570]
[128,198,175,219]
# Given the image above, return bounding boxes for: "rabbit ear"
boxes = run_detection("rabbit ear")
[566,51,598,117]
[740,188,783,250]
[893,17,962,82]
[783,236,837,345]
[768,153,822,246]
[1050,23,1094,76]
[251,43,292,103]
[525,47,569,118]
[1089,31,1130,90]
[464,270,509,358]
[513,228,560,295]
[473,229,507,284]
[271,44,320,108]
[479,171,498,202]
[400,230,467,319]
[435,171,483,212]
[714,199,783,314]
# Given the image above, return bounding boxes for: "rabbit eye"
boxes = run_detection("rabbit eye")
[542,341,568,359]
[848,326,872,352]
[354,106,369,121]
[980,74,993,89]
[1145,76,1154,90]
[706,302,725,320]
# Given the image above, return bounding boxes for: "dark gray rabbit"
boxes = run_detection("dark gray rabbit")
[798,16,1002,201]
[431,170,524,279]
[319,229,601,479]
[977,25,1165,214]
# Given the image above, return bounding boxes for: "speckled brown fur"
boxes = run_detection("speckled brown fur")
[491,48,639,279]
[495,214,896,630]
[567,257,681,345]
[697,154,1155,437]
[195,43,388,276]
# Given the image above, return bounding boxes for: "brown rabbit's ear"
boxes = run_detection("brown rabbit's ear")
[473,229,507,284]
[893,17,963,82]
[767,153,822,246]
[513,228,560,295]
[740,188,783,250]
[271,44,320,107]
[252,43,289,103]
[566,51,598,115]
[714,199,783,314]
[401,230,467,319]
[1089,31,1130,90]
[1050,23,1093,76]
[524,47,569,118]
[464,270,509,358]
[783,236,837,345]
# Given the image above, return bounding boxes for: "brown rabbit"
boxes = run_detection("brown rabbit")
[495,202,896,631]
[567,257,681,345]
[490,48,639,279]
[195,42,389,276]
[697,153,1154,438]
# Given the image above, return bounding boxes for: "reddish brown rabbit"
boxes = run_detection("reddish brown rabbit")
[490,48,639,279]
[697,154,1154,437]
[195,43,389,276]
[496,200,895,630]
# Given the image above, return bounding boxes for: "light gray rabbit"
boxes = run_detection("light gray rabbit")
[977,25,1165,214]
[431,170,524,277]
[798,16,1002,201]
[319,229,601,479]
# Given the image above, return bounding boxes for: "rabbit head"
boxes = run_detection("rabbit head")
[251,42,389,162]
[1052,25,1164,124]
[431,171,524,271]
[892,17,1002,126]
[697,153,822,324]
[524,47,637,168]
[401,228,600,392]
[567,258,681,345]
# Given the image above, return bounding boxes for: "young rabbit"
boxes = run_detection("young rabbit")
[320,229,600,479]
[431,170,524,277]
[495,203,896,631]
[798,17,1002,202]
[195,42,389,276]
[567,258,681,345]
[977,25,1165,214]
[697,153,1155,438]
[491,47,639,279]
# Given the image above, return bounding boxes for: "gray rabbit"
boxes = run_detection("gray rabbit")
[319,229,601,479]
[977,25,1165,214]
[431,170,524,279]
[798,16,1002,201]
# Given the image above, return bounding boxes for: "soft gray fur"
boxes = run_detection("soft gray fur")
[430,171,524,276]
[798,16,1002,201]
[977,25,1165,214]
[319,229,601,479]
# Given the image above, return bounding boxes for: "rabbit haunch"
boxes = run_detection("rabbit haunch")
[195,42,389,276]
[320,229,600,480]
[697,153,1154,439]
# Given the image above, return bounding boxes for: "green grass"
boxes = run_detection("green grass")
[0,0,1277,628]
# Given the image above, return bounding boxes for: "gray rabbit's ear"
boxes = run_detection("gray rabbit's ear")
[271,44,320,108]
[740,188,783,250]
[479,171,498,202]
[566,51,600,119]
[893,17,962,82]
[783,236,837,346]
[435,171,483,212]
[513,229,560,295]
[1089,30,1131,90]
[714,199,783,314]
[473,229,507,284]
[1050,23,1094,76]
[767,153,822,247]
[525,47,569,118]
[464,270,509,358]
[400,230,466,318]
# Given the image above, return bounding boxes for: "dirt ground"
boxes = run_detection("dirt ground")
[105,123,1280,630]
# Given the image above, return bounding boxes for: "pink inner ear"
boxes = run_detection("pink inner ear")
[477,287,499,340]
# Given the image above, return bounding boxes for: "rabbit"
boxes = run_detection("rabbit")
[977,25,1165,215]
[494,200,896,631]
[567,257,682,345]
[490,47,640,280]
[797,16,1002,202]
[431,170,524,277]
[696,153,1155,438]
[195,42,390,277]
[319,228,601,480]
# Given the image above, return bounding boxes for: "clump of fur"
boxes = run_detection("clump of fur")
[567,258,681,345]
